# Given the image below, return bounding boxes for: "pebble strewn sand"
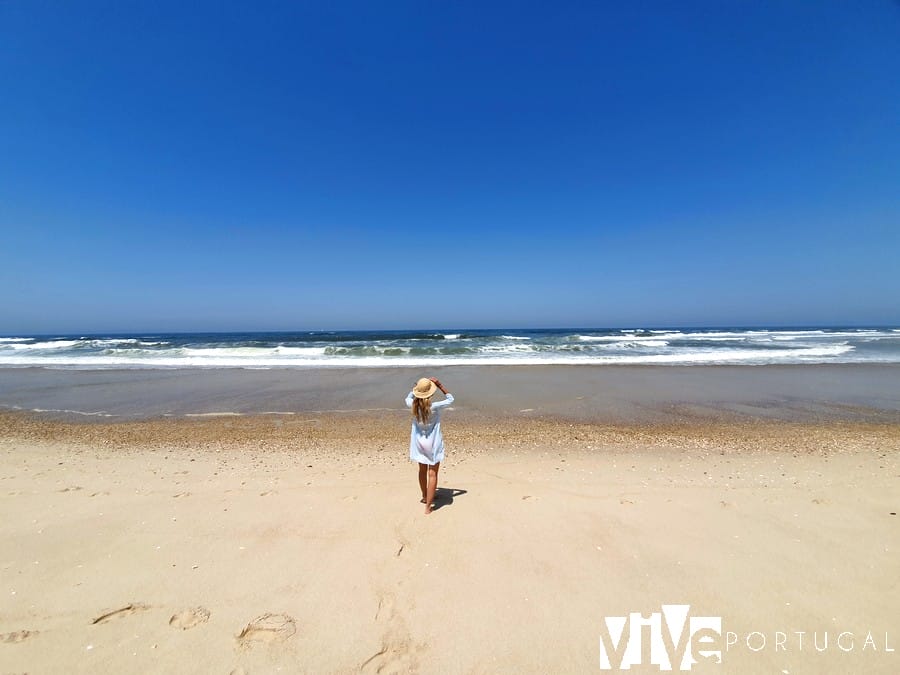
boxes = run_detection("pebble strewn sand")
[3,410,899,456]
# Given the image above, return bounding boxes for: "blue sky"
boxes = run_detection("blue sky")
[1,1,898,332]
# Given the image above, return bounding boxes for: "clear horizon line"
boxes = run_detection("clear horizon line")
[2,322,899,337]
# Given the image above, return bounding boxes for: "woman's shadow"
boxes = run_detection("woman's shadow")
[432,487,467,511]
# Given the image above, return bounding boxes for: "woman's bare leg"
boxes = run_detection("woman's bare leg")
[418,463,428,502]
[425,462,440,514]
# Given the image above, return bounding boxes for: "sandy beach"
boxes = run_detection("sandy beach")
[1,374,898,675]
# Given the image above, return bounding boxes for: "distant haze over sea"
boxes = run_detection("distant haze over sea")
[1,327,899,369]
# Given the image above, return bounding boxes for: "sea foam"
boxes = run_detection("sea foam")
[0,328,894,369]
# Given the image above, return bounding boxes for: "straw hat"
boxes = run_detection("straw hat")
[413,377,437,399]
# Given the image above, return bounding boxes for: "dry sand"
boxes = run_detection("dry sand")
[1,412,898,674]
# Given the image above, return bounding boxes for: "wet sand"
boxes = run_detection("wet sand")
[1,364,900,423]
[1,407,898,674]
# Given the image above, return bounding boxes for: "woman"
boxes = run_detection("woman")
[405,377,454,514]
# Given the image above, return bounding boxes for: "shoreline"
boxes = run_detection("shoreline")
[1,363,900,424]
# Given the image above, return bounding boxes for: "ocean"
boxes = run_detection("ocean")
[1,327,899,369]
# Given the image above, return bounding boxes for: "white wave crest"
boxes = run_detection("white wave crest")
[575,335,620,342]
[476,344,536,354]
[6,340,81,350]
[0,331,886,369]
[694,337,746,341]
[576,335,670,345]
[180,347,275,357]
[618,340,669,348]
[1,338,172,350]
[273,346,328,355]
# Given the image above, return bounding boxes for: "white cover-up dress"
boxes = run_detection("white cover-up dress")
[405,391,454,465]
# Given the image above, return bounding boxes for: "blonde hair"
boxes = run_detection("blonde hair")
[412,396,432,425]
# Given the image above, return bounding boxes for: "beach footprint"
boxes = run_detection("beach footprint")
[169,606,210,630]
[91,603,151,624]
[236,613,296,647]
[1,629,37,643]
[361,593,417,674]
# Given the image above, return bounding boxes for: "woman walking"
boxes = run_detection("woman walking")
[405,377,454,514]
